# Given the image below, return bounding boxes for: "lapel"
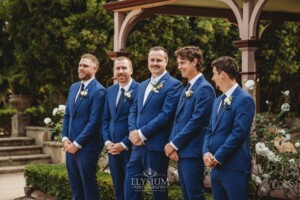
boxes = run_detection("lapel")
[213,86,241,131]
[175,76,203,117]
[142,73,169,111]
[110,84,119,117]
[72,79,95,116]
[138,79,150,112]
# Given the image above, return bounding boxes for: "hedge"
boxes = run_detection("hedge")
[24,163,212,200]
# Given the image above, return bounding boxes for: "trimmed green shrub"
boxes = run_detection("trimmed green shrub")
[25,163,212,200]
[0,106,16,134]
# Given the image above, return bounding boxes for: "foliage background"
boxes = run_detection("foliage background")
[0,0,300,122]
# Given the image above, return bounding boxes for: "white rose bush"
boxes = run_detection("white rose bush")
[250,90,300,199]
[44,104,66,141]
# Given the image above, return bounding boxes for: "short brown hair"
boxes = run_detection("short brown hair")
[148,46,168,61]
[114,56,133,70]
[211,56,239,80]
[175,46,205,72]
[81,53,99,68]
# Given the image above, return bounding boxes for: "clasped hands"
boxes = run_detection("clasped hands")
[129,130,145,146]
[164,143,179,161]
[106,143,125,155]
[63,140,78,154]
[203,152,218,168]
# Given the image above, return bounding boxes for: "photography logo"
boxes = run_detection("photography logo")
[131,168,168,192]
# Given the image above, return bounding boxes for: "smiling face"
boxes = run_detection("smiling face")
[148,49,168,78]
[177,57,198,81]
[114,59,133,86]
[78,58,98,81]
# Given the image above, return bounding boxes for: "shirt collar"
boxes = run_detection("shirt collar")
[119,78,132,92]
[188,73,202,89]
[151,70,167,85]
[224,83,238,97]
[81,77,94,88]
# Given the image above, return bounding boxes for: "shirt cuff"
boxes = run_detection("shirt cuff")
[138,129,147,141]
[120,142,129,151]
[62,137,69,142]
[74,141,82,149]
[170,141,178,151]
[105,140,112,146]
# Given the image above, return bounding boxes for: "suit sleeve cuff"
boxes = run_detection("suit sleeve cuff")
[74,141,82,149]
[105,140,112,146]
[120,142,129,151]
[62,137,69,142]
[170,141,178,151]
[138,129,147,141]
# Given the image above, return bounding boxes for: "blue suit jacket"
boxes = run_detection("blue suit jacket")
[203,86,255,171]
[102,80,139,148]
[62,79,106,153]
[128,72,183,151]
[170,76,215,158]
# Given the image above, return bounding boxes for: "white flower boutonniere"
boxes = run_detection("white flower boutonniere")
[151,81,164,93]
[80,90,88,97]
[124,90,132,100]
[224,96,233,106]
[185,90,194,98]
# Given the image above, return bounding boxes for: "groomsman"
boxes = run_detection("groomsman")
[125,46,182,200]
[164,46,215,200]
[102,56,139,200]
[203,56,255,200]
[62,54,106,200]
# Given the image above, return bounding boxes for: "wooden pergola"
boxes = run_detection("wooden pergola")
[103,0,300,110]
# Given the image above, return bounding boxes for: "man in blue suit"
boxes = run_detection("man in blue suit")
[203,56,255,200]
[102,56,139,200]
[62,53,106,200]
[125,46,183,200]
[164,46,215,200]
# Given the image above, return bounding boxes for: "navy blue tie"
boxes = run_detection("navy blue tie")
[218,94,226,114]
[116,88,125,111]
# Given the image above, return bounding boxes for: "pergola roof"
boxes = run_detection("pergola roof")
[104,0,300,23]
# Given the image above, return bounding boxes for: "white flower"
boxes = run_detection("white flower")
[251,175,262,185]
[289,159,295,164]
[80,90,88,97]
[124,90,132,99]
[151,81,164,93]
[255,142,269,156]
[58,105,66,111]
[173,170,178,178]
[265,100,270,104]
[52,108,58,116]
[278,129,286,135]
[295,141,300,148]
[245,79,255,90]
[282,90,290,96]
[44,118,52,125]
[224,96,233,106]
[283,134,291,141]
[185,90,194,98]
[281,103,290,112]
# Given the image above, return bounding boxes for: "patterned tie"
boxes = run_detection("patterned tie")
[116,88,125,111]
[218,94,226,114]
[185,82,191,91]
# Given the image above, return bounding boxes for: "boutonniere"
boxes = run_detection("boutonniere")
[185,89,194,98]
[80,90,88,97]
[124,90,132,100]
[224,96,233,107]
[151,81,164,93]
